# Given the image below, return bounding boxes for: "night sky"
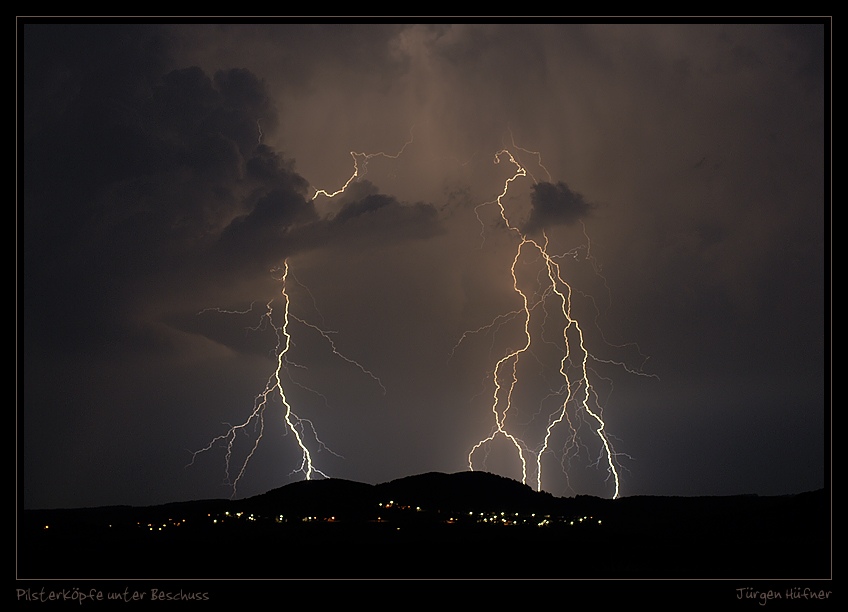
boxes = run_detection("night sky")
[20,21,829,510]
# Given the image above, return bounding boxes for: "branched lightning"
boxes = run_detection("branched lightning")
[507,126,552,185]
[290,313,387,395]
[191,129,421,498]
[447,309,523,364]
[189,260,383,498]
[311,127,415,200]
[190,123,652,502]
[462,144,655,499]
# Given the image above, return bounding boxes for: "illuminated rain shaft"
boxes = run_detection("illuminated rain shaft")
[466,149,625,499]
[189,260,369,499]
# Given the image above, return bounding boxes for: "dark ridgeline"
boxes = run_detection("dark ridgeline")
[19,472,830,579]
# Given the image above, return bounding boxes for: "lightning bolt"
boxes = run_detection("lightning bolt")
[189,260,383,498]
[463,143,655,499]
[311,126,415,201]
[290,313,387,395]
[191,124,652,501]
[190,129,420,498]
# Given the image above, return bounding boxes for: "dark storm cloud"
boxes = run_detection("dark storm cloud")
[213,144,316,270]
[523,181,594,234]
[150,66,280,163]
[333,189,397,224]
[316,180,442,245]
[23,24,441,357]
[21,22,827,513]
[24,57,293,350]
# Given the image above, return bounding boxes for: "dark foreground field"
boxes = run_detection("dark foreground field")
[19,472,830,580]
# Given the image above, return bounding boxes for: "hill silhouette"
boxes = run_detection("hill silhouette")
[19,472,830,579]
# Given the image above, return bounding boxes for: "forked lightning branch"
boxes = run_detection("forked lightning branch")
[190,130,654,499]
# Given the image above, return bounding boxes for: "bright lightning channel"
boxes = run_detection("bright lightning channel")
[311,129,647,499]
[311,127,415,201]
[191,126,418,498]
[463,145,653,500]
[192,125,650,502]
[189,260,383,499]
